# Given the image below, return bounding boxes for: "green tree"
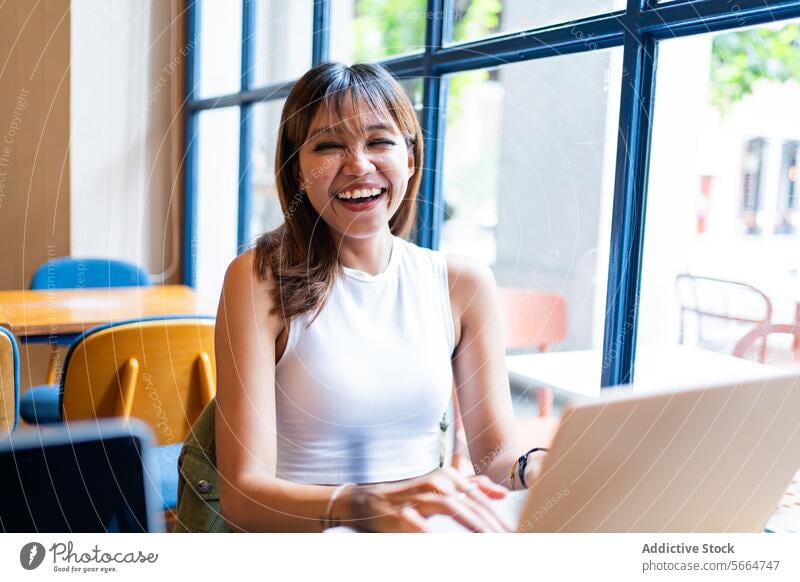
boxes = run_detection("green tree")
[710,24,800,113]
[351,0,502,124]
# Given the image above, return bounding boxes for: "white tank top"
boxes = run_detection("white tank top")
[274,236,456,485]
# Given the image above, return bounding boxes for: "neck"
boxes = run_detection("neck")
[330,228,394,276]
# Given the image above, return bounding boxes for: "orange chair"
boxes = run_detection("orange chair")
[19,316,215,512]
[22,316,216,445]
[498,287,568,416]
[60,317,216,445]
[450,287,568,472]
[733,323,800,366]
[1,326,20,438]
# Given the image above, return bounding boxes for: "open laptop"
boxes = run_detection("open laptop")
[425,374,800,532]
[0,418,165,533]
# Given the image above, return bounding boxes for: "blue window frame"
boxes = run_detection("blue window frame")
[183,0,800,388]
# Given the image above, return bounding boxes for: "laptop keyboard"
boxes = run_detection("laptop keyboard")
[764,470,800,533]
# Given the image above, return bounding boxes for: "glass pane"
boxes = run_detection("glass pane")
[637,21,800,379]
[330,0,427,64]
[441,50,624,373]
[398,76,424,120]
[197,0,243,99]
[195,107,240,311]
[450,0,626,44]
[252,0,313,87]
[251,99,287,238]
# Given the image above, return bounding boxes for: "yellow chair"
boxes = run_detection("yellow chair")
[60,316,216,446]
[0,326,20,438]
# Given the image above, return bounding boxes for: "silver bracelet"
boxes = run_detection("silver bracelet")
[322,482,355,529]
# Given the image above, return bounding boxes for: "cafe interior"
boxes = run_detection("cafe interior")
[1,0,799,533]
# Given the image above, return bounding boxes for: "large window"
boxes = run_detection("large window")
[441,49,623,352]
[184,0,800,387]
[637,20,800,370]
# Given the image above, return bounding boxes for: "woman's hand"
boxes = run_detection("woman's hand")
[339,467,514,532]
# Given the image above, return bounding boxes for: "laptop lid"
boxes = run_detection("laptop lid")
[518,374,800,532]
[0,419,165,533]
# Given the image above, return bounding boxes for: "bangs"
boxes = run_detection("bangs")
[314,73,414,142]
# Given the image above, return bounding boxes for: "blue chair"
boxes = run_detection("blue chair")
[19,316,216,511]
[29,257,153,384]
[0,326,20,437]
[29,257,153,290]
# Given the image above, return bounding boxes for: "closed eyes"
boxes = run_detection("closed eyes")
[313,139,397,151]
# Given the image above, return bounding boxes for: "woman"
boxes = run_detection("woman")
[215,62,546,533]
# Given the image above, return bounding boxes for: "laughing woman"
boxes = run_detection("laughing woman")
[214,62,545,532]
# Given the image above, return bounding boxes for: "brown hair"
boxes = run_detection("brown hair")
[253,62,424,323]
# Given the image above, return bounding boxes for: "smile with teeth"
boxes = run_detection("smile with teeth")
[335,187,386,202]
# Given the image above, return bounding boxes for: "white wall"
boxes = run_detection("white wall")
[70,0,182,283]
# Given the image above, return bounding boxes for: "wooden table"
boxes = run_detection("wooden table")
[0,285,209,340]
[507,344,786,400]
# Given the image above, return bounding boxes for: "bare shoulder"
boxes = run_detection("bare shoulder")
[223,248,276,295]
[444,253,498,328]
[219,248,283,336]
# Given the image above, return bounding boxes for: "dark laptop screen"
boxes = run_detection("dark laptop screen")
[0,422,162,533]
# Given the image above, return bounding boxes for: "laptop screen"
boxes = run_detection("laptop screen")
[0,420,164,533]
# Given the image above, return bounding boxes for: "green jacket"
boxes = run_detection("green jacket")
[173,398,230,533]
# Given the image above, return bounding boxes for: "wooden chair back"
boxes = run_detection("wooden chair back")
[61,317,216,446]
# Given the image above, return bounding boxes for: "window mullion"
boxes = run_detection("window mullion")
[601,1,658,388]
[417,0,448,249]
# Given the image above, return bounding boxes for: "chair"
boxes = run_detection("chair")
[449,287,568,473]
[675,273,772,361]
[733,323,800,366]
[0,326,20,438]
[498,287,568,417]
[19,316,216,510]
[29,257,154,385]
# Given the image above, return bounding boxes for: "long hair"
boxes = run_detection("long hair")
[253,62,424,323]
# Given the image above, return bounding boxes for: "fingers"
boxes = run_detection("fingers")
[433,469,513,531]
[457,484,514,532]
[414,493,504,533]
[369,469,513,532]
[468,474,508,500]
[395,507,429,533]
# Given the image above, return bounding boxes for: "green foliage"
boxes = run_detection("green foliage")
[710,24,800,113]
[350,0,503,124]
[350,0,429,61]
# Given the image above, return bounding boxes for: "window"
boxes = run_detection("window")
[636,21,800,372]
[253,0,313,86]
[184,0,800,388]
[441,49,623,355]
[197,0,242,99]
[194,107,240,310]
[742,137,765,235]
[250,99,286,238]
[449,0,627,44]
[329,0,428,64]
[777,140,799,235]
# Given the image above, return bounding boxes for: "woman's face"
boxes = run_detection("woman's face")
[297,94,415,241]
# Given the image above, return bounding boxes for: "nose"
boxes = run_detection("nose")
[341,146,376,176]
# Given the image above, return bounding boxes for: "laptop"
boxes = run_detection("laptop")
[0,419,165,533]
[425,374,800,533]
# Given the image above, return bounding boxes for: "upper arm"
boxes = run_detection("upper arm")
[447,255,517,471]
[215,250,284,495]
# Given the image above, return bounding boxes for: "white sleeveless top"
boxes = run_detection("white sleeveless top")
[274,236,456,485]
